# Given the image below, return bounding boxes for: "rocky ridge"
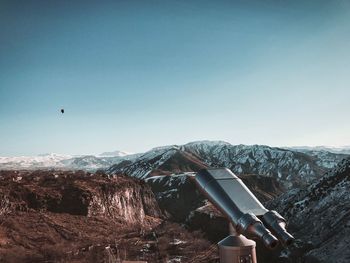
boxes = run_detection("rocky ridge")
[108,141,349,187]
[267,157,350,263]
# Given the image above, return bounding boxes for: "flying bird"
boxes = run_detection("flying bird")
[60,109,64,114]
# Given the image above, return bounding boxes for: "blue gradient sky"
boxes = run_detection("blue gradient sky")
[1,0,350,155]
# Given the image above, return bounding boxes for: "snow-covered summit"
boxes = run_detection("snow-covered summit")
[286,146,350,155]
[184,140,231,147]
[0,153,72,169]
[98,150,132,157]
[0,151,137,171]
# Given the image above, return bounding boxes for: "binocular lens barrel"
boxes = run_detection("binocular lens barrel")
[262,211,295,246]
[194,169,294,249]
[236,213,278,249]
[262,233,279,249]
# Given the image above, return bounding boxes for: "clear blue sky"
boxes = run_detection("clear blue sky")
[1,0,350,156]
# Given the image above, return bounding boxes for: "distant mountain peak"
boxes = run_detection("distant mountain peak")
[37,153,71,158]
[98,150,131,157]
[286,146,350,155]
[149,145,180,152]
[184,140,231,146]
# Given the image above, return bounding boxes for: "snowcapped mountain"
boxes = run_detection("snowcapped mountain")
[98,150,131,157]
[183,142,350,184]
[0,153,72,169]
[61,155,115,170]
[287,146,350,155]
[0,151,138,170]
[108,141,349,186]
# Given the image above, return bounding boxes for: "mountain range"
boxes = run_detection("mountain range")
[108,141,349,187]
[1,141,350,262]
[288,146,350,155]
[1,142,349,186]
[0,152,141,171]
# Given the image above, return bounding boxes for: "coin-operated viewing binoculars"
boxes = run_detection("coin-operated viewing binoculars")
[193,168,294,263]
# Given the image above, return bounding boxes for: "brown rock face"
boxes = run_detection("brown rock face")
[0,170,161,225]
[0,170,217,263]
[0,170,163,262]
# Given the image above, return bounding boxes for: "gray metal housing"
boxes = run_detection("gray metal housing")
[194,168,294,249]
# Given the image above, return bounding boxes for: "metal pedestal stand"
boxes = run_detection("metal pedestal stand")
[218,224,257,263]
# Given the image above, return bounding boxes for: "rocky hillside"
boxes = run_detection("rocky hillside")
[0,170,161,224]
[108,141,349,186]
[0,170,217,263]
[267,157,350,263]
[285,147,349,168]
[108,146,207,179]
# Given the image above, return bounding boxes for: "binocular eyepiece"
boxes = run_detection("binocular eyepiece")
[194,168,294,249]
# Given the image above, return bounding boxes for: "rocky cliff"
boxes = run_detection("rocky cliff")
[267,157,350,263]
[0,170,219,263]
[0,170,161,225]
